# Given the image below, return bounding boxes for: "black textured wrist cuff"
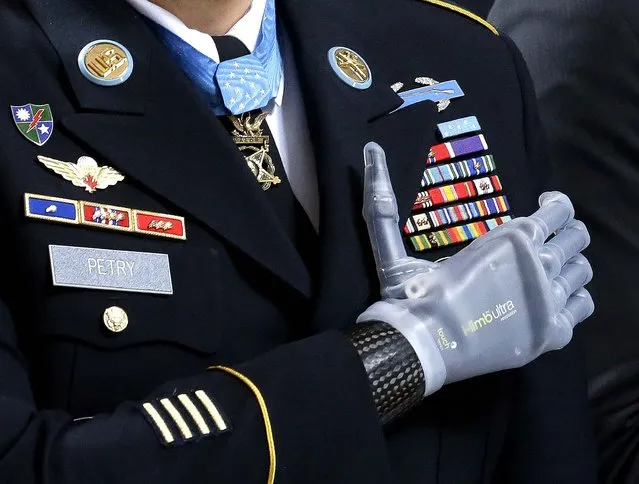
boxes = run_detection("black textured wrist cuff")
[348,322,425,425]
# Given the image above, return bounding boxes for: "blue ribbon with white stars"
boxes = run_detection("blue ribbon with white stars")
[437,116,481,139]
[149,0,282,116]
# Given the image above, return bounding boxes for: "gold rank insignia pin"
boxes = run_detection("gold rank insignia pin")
[78,39,133,86]
[328,46,372,90]
[36,155,124,192]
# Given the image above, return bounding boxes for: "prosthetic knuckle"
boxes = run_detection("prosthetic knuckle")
[582,290,595,319]
[569,253,593,282]
[366,193,398,218]
[572,288,595,323]
[550,277,571,309]
[565,219,590,249]
[509,218,546,245]
[550,313,575,350]
[538,245,562,278]
[539,191,574,214]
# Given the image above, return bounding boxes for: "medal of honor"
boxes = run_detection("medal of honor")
[228,113,281,191]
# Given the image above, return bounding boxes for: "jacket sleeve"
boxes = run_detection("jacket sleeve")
[490,34,599,484]
[0,299,391,484]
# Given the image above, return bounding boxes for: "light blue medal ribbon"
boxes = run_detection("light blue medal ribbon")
[148,0,282,116]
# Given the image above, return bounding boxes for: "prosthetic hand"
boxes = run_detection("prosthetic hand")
[356,142,594,398]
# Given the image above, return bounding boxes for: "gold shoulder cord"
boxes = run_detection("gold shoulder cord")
[208,366,276,484]
[420,0,499,35]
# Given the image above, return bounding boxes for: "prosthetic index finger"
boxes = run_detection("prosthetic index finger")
[363,142,408,270]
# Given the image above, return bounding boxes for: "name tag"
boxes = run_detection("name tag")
[49,245,173,295]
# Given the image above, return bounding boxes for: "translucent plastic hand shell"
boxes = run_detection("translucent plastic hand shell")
[357,142,595,396]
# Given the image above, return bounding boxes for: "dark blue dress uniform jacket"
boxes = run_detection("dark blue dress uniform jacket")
[0,0,597,482]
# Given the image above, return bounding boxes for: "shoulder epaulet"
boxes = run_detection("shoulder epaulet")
[419,0,499,36]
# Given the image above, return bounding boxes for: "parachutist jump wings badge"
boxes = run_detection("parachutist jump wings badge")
[37,155,124,192]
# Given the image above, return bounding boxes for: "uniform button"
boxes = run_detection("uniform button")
[103,306,129,333]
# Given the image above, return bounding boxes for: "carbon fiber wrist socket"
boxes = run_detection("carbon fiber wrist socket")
[348,322,425,425]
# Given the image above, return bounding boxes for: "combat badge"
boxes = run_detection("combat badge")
[37,155,124,192]
[328,47,372,90]
[78,39,133,86]
[414,77,464,112]
[11,104,54,146]
[393,78,464,113]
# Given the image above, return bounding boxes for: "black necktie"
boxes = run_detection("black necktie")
[213,35,319,279]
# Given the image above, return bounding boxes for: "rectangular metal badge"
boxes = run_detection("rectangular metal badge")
[49,245,173,294]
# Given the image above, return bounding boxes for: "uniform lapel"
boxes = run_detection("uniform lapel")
[278,0,438,328]
[24,0,312,297]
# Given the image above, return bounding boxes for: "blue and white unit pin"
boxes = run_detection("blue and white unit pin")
[328,46,372,90]
[78,39,133,87]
